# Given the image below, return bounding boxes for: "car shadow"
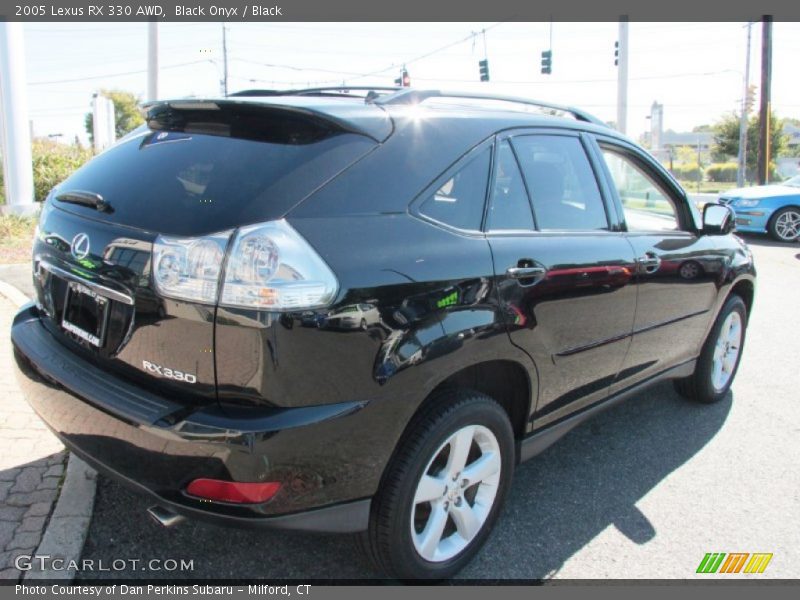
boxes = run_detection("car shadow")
[78,381,731,581]
[458,382,732,579]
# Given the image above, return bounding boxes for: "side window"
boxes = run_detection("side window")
[486,141,534,231]
[418,147,491,231]
[600,148,680,232]
[512,135,609,231]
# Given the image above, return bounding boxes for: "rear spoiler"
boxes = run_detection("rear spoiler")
[141,99,392,143]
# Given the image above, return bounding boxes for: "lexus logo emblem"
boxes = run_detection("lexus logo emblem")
[70,233,91,260]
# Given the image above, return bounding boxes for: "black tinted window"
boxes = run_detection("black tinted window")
[513,135,608,231]
[419,147,491,231]
[54,126,375,236]
[487,141,534,231]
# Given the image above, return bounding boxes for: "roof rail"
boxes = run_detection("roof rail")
[374,89,606,127]
[227,89,284,97]
[229,86,402,99]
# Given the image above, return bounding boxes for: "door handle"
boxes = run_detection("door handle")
[636,252,662,273]
[506,266,547,281]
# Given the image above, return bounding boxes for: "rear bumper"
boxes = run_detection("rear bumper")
[10,303,373,532]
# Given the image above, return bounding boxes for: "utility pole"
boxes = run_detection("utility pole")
[616,17,629,135]
[757,16,772,185]
[221,24,229,96]
[737,22,752,187]
[0,22,35,215]
[147,22,159,102]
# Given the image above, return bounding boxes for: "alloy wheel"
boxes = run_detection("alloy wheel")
[410,424,501,563]
[711,310,743,392]
[679,261,701,279]
[774,209,800,241]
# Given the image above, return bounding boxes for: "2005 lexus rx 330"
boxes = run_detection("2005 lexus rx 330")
[11,88,755,579]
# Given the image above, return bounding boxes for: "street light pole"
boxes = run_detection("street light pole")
[0,22,35,215]
[616,17,629,135]
[147,22,159,102]
[221,24,229,96]
[757,16,772,185]
[737,22,752,187]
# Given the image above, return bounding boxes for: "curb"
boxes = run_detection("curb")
[0,279,31,310]
[0,275,98,581]
[24,456,97,580]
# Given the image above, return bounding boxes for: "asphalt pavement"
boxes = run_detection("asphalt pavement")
[32,235,800,580]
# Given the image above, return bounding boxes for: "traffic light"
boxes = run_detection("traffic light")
[478,59,490,82]
[540,50,552,75]
[744,84,756,114]
[394,69,411,87]
[614,41,619,66]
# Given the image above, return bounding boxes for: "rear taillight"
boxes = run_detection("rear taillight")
[151,219,338,310]
[153,231,231,304]
[186,478,281,504]
[220,220,338,311]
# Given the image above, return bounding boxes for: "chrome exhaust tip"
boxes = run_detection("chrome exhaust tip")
[147,505,186,528]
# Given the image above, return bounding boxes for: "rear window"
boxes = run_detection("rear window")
[54,109,376,236]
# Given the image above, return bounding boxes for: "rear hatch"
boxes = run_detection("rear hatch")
[32,99,383,407]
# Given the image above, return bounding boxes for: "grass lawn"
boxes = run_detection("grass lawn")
[0,214,36,264]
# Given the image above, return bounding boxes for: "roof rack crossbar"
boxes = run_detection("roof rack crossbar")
[375,89,606,127]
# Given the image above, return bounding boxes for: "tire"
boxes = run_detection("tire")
[768,206,800,242]
[360,389,515,580]
[360,318,367,330]
[673,294,747,403]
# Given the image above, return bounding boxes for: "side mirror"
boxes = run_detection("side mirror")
[703,203,735,235]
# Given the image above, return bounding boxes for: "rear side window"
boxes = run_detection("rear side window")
[512,135,608,231]
[53,109,376,236]
[418,147,491,231]
[487,141,534,231]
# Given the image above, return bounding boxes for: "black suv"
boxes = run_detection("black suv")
[11,88,755,579]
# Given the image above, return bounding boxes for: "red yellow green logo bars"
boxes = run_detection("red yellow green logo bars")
[696,552,773,574]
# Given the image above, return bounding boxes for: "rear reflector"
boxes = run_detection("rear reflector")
[186,479,281,504]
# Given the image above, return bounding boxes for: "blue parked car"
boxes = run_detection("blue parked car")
[720,175,800,242]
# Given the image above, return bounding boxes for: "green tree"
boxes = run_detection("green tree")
[84,89,144,145]
[781,117,800,157]
[712,111,785,180]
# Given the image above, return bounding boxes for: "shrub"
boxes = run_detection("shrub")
[670,163,703,181]
[0,141,92,207]
[706,162,739,183]
[31,139,93,202]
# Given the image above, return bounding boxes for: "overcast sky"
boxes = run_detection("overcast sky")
[22,21,800,143]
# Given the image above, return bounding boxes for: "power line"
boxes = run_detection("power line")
[408,69,746,86]
[28,60,211,86]
[230,57,379,78]
[356,21,506,78]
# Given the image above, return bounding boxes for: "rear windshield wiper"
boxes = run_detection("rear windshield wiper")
[55,190,112,213]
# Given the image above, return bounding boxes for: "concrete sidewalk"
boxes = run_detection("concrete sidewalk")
[0,291,67,580]
[0,262,96,582]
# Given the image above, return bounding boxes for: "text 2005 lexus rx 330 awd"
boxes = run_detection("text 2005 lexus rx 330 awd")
[11,88,755,579]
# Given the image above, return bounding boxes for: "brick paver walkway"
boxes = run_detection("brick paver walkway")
[0,296,67,581]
